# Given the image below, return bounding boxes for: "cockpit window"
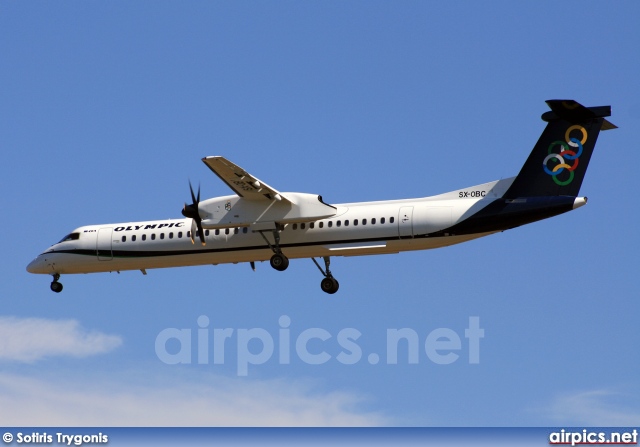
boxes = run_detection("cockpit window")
[58,232,80,243]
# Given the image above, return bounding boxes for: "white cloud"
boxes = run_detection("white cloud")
[0,371,388,426]
[0,316,122,362]
[546,389,640,426]
[0,316,385,425]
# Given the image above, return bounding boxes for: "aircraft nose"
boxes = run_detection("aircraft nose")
[26,256,47,274]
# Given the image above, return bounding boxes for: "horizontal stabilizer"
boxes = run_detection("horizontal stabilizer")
[601,119,618,131]
[542,100,617,130]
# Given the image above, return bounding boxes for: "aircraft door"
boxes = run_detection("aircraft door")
[97,228,113,261]
[398,206,414,238]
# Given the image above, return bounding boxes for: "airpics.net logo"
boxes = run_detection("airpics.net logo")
[155,316,484,376]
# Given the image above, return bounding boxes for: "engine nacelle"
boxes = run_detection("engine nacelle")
[198,193,336,229]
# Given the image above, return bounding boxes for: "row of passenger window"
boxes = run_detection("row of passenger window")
[120,216,396,242]
[289,216,395,231]
[121,227,249,242]
[122,232,182,242]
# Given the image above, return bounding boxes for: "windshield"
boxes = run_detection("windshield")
[58,232,80,243]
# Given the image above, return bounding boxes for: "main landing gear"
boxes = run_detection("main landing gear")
[313,256,340,294]
[270,253,289,271]
[50,273,63,293]
[258,228,290,272]
[258,227,340,294]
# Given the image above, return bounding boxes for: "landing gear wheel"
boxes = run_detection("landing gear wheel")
[270,253,289,271]
[312,256,340,295]
[50,281,63,293]
[258,228,290,272]
[320,277,339,294]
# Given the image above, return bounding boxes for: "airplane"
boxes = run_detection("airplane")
[27,99,616,294]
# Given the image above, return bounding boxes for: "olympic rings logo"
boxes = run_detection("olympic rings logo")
[543,125,587,186]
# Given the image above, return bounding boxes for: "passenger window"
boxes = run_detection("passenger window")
[169,232,173,239]
[132,235,137,242]
[390,216,395,223]
[151,234,156,240]
[301,223,305,230]
[337,220,341,227]
[215,229,220,235]
[354,219,358,226]
[319,222,324,228]
[328,221,333,228]
[234,228,239,234]
[225,228,229,235]
[205,230,210,236]
[293,223,298,230]
[381,217,385,224]
[344,220,349,227]
[142,234,147,241]
[362,219,367,225]
[372,218,376,224]
[186,231,190,238]
[310,222,315,229]
[122,236,126,242]
[178,232,182,238]
[160,233,165,240]
[243,227,248,234]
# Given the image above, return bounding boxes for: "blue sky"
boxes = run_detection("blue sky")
[2,1,640,426]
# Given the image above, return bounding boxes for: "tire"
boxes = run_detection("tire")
[50,282,63,293]
[320,277,339,294]
[270,253,289,271]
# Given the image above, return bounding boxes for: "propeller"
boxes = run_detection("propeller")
[181,181,206,246]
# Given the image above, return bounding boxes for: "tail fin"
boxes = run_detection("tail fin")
[503,100,617,199]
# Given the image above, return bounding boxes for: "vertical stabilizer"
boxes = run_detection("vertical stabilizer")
[502,100,616,199]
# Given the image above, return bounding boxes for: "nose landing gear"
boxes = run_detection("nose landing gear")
[50,273,63,293]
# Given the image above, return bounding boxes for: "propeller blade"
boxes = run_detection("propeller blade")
[184,180,204,245]
[190,218,197,245]
[189,180,197,205]
[197,220,206,246]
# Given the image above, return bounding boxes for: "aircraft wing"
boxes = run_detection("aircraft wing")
[201,156,290,202]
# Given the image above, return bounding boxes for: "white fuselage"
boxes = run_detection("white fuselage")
[26,100,611,294]
[27,178,513,276]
